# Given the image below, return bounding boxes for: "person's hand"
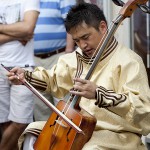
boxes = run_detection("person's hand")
[19,34,33,46]
[7,67,25,85]
[70,78,98,99]
[19,40,28,46]
[65,48,74,53]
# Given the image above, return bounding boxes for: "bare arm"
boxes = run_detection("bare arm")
[0,10,39,38]
[65,33,75,53]
[0,33,33,46]
[0,34,17,44]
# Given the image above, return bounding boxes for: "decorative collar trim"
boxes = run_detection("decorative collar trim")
[76,37,118,64]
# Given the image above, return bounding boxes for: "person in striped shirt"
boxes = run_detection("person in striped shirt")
[33,0,76,122]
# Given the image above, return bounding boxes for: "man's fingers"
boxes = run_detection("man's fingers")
[7,72,14,77]
[10,67,19,73]
[74,78,87,84]
[73,84,83,91]
[70,90,83,96]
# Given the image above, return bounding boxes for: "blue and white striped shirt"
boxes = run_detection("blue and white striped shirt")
[34,0,76,54]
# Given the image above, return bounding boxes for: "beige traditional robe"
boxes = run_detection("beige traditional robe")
[19,38,150,150]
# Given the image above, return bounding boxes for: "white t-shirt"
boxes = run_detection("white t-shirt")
[0,0,40,67]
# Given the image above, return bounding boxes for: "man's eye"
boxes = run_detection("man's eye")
[83,36,89,40]
[74,40,79,43]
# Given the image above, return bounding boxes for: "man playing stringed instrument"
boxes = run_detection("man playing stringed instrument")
[0,0,39,149]
[7,2,150,150]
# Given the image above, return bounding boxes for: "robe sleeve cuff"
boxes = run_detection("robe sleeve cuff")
[95,86,127,108]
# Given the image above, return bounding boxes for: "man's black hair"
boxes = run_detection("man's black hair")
[65,3,107,32]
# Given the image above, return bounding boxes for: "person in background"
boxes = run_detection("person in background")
[33,0,76,122]
[134,6,150,150]
[134,8,150,86]
[0,0,39,149]
[8,3,150,150]
[76,0,99,5]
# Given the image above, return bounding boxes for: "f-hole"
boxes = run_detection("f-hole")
[50,115,59,127]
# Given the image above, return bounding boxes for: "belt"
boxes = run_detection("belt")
[34,47,65,59]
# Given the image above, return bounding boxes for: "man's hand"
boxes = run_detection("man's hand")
[70,78,98,99]
[7,67,25,85]
[19,33,33,45]
[19,40,28,46]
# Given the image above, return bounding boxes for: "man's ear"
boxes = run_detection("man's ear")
[98,21,107,34]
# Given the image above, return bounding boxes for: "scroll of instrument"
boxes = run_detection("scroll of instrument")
[3,0,149,150]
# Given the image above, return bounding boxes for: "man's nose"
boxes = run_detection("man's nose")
[80,40,87,49]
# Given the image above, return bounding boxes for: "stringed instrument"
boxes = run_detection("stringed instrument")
[16,0,150,150]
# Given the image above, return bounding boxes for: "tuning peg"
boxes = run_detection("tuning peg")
[137,4,150,14]
[112,0,125,7]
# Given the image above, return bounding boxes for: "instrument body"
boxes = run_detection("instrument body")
[34,100,96,150]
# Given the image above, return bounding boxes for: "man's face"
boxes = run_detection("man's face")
[70,21,107,57]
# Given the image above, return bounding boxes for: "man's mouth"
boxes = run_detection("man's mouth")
[84,49,94,56]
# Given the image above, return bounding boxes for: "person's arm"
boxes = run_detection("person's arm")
[0,10,39,38]
[71,61,150,135]
[65,33,75,53]
[0,34,17,44]
[70,77,128,113]
[0,33,30,45]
